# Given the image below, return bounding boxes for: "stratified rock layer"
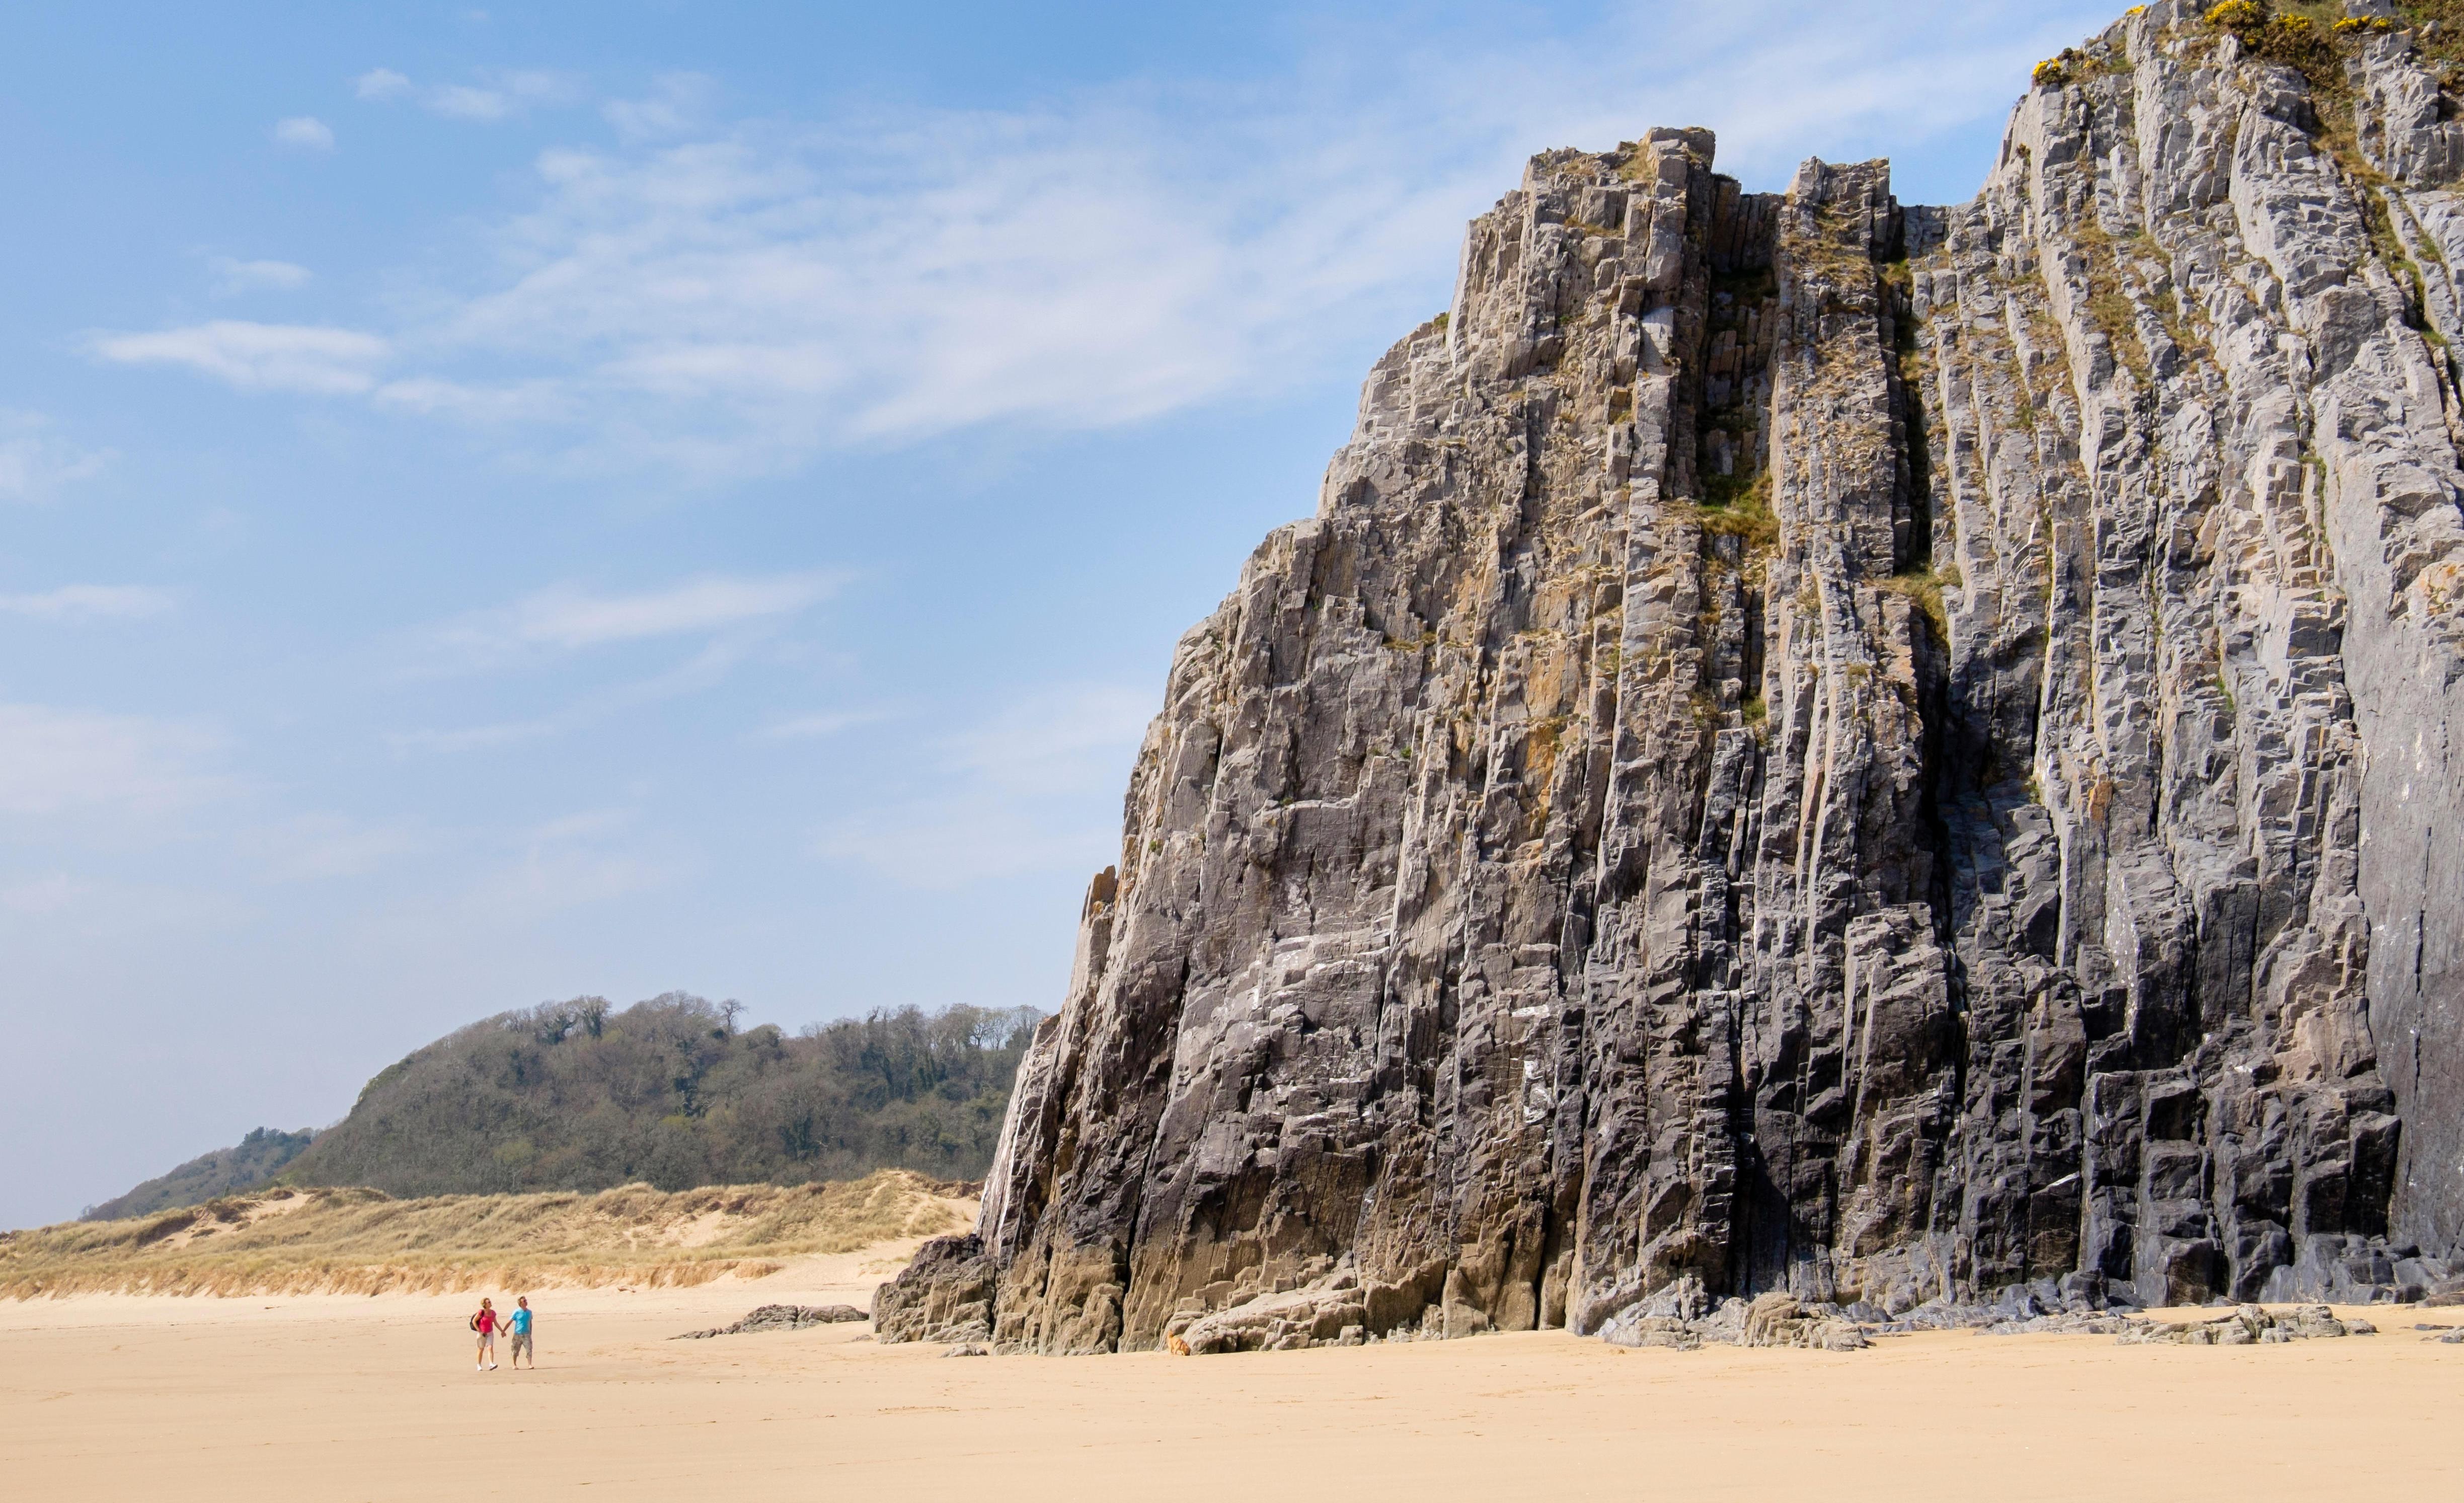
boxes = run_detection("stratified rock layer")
[884,1,2464,1351]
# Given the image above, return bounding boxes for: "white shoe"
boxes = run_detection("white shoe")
[488,1363,498,1370]
[476,1364,483,1371]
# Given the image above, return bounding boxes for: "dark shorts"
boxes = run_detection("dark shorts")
[510,1332,532,1358]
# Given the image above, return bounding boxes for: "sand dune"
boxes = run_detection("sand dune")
[0,1170,973,1298]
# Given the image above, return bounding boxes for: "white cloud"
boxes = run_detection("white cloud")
[370,375,573,422]
[0,585,177,622]
[525,808,633,842]
[430,84,515,121]
[817,684,1150,889]
[135,4,2117,482]
[0,703,229,818]
[209,257,313,295]
[272,116,336,152]
[354,67,413,101]
[391,640,757,750]
[604,73,715,141]
[355,66,579,122]
[0,412,109,503]
[395,573,834,749]
[398,115,1446,474]
[87,321,391,395]
[430,571,841,660]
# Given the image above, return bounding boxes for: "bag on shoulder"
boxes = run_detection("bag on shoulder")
[469,1313,481,1331]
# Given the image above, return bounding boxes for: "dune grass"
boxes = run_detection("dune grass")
[0,1169,974,1300]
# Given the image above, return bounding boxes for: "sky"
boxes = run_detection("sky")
[0,0,2126,1228]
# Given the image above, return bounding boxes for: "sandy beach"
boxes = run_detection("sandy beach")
[2,1248,2453,1503]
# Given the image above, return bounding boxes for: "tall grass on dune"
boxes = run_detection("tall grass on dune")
[0,1169,973,1300]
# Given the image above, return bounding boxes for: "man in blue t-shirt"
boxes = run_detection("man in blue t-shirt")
[507,1297,536,1369]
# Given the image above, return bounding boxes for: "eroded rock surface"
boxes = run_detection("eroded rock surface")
[671,1303,867,1339]
[2116,1303,2370,1344]
[887,1,2464,1353]
[873,1234,994,1344]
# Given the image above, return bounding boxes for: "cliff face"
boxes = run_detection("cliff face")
[884,0,2464,1351]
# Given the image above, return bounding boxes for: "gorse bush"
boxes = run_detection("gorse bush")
[276,996,1042,1198]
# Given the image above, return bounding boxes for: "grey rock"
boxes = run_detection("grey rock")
[671,1303,867,1339]
[883,3,2464,1354]
[1596,1311,1703,1350]
[1972,1310,2140,1337]
[2115,1303,2359,1345]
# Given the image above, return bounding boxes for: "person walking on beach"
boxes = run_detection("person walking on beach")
[470,1297,501,1371]
[506,1296,535,1370]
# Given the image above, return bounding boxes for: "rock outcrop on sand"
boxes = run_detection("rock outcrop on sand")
[878,1,2464,1353]
[672,1304,867,1339]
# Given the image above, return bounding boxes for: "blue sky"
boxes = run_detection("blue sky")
[0,0,2122,1227]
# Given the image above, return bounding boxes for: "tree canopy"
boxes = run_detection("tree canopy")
[278,996,1043,1197]
[76,998,1046,1220]
[83,1126,317,1222]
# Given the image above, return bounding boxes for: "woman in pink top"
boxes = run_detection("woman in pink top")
[470,1298,501,1371]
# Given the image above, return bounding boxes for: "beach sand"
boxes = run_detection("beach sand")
[3,1252,2453,1502]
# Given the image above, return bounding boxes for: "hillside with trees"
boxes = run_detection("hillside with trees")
[79,998,1042,1219]
[84,1127,317,1222]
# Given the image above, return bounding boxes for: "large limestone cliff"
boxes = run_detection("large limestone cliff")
[882,0,2464,1351]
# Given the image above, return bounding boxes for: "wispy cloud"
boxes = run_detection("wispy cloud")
[391,0,2114,483]
[118,4,2116,482]
[209,257,313,296]
[0,703,229,818]
[354,67,414,102]
[393,635,772,752]
[426,570,842,662]
[818,684,1150,888]
[394,572,840,750]
[389,113,1455,475]
[356,66,580,122]
[0,585,177,622]
[0,412,110,502]
[603,72,716,141]
[369,376,572,423]
[87,321,391,395]
[272,116,336,153]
